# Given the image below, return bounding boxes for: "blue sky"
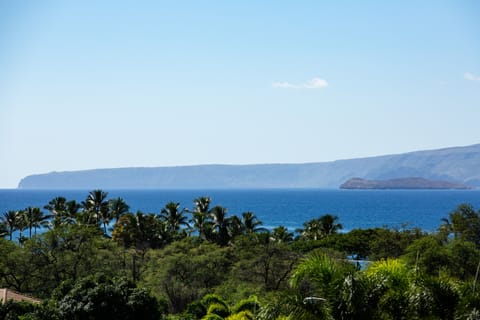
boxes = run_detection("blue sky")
[1,1,479,188]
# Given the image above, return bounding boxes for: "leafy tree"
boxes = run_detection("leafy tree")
[52,274,162,320]
[0,238,35,293]
[0,225,124,298]
[0,300,38,320]
[233,234,299,292]
[368,227,424,260]
[142,241,232,313]
[441,203,480,246]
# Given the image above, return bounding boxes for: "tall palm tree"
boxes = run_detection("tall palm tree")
[31,207,48,236]
[190,197,212,240]
[242,211,266,234]
[65,200,81,224]
[109,197,130,223]
[209,205,231,246]
[160,202,189,237]
[23,207,36,239]
[270,226,294,243]
[297,214,342,240]
[112,211,166,250]
[44,196,67,227]
[193,196,211,214]
[296,218,324,241]
[82,189,110,232]
[15,210,27,240]
[2,210,19,240]
[229,215,244,239]
[318,214,342,236]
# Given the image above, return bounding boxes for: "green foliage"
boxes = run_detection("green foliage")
[202,314,225,320]
[142,241,232,313]
[2,193,480,320]
[231,296,260,314]
[207,303,230,318]
[226,310,254,320]
[296,214,342,241]
[0,301,38,320]
[53,274,162,320]
[442,204,480,246]
[232,234,299,292]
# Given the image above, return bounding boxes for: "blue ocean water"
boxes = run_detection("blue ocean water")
[0,189,479,232]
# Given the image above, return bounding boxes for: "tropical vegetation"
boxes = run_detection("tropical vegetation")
[0,190,479,319]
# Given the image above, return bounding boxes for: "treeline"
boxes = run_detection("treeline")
[0,190,480,319]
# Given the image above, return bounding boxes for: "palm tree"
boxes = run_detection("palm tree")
[270,226,294,243]
[109,197,130,223]
[23,207,36,239]
[112,211,166,250]
[318,214,342,236]
[65,200,81,223]
[160,202,189,237]
[31,207,48,236]
[194,196,211,213]
[288,252,348,320]
[229,215,244,239]
[209,205,231,246]
[2,210,18,240]
[297,218,324,241]
[190,197,212,240]
[15,210,27,240]
[242,211,266,234]
[43,197,74,228]
[297,214,342,240]
[22,207,48,238]
[82,189,110,232]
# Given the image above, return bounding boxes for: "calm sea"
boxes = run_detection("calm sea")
[1,189,479,232]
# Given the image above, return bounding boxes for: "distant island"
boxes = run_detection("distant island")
[18,143,480,189]
[340,177,473,190]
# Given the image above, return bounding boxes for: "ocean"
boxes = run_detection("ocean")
[1,189,479,232]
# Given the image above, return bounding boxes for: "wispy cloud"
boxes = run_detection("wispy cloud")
[272,77,329,89]
[464,72,480,81]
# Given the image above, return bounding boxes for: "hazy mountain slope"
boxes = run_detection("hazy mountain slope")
[18,144,480,189]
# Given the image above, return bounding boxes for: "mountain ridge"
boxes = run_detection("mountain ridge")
[18,144,480,189]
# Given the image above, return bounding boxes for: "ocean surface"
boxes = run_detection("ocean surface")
[1,189,480,232]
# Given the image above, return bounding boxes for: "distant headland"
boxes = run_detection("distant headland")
[339,177,473,190]
[18,143,480,189]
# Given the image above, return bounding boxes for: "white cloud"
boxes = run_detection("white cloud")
[464,72,480,81]
[272,77,329,89]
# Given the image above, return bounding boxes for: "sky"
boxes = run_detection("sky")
[0,1,479,188]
